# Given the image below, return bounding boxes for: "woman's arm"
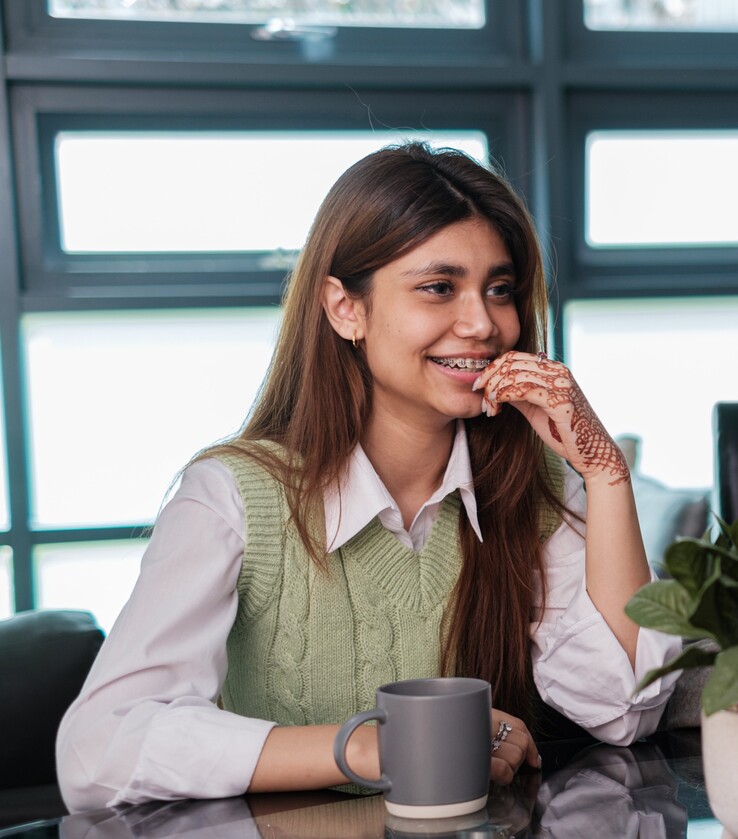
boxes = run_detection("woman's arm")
[249,711,538,790]
[530,468,682,745]
[581,465,650,666]
[56,460,275,811]
[249,724,378,792]
[475,352,650,667]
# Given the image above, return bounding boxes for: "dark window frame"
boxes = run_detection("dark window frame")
[12,83,530,304]
[564,91,738,297]
[563,1,738,67]
[4,0,527,70]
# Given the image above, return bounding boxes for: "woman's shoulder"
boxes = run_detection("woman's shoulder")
[199,442,297,525]
[192,439,287,478]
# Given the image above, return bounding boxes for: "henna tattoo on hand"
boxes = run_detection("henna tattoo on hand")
[567,386,630,486]
[491,356,630,486]
[548,417,562,443]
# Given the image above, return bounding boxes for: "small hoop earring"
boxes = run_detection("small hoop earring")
[352,331,358,349]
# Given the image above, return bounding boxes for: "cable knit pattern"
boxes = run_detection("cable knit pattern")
[339,494,462,712]
[218,442,565,732]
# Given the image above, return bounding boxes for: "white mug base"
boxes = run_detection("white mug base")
[384,794,488,820]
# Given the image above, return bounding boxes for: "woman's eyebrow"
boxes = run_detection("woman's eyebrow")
[400,260,517,280]
[400,261,467,279]
[488,262,517,280]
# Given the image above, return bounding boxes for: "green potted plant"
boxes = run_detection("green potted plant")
[625,517,738,837]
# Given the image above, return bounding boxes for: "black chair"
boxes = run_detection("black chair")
[0,609,104,827]
[714,401,738,524]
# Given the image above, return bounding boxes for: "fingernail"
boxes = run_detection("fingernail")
[472,375,482,390]
[537,754,542,770]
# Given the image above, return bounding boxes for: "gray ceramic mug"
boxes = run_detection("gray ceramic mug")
[333,677,492,818]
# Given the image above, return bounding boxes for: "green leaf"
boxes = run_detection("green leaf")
[665,539,720,599]
[635,644,717,693]
[690,580,738,649]
[720,548,738,583]
[714,515,738,548]
[625,581,711,640]
[709,544,738,564]
[702,647,738,715]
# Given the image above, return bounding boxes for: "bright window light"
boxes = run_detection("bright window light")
[565,296,738,489]
[48,0,485,29]
[24,308,281,528]
[0,355,8,530]
[0,547,12,619]
[586,131,738,247]
[35,541,147,633]
[584,0,738,31]
[55,131,488,253]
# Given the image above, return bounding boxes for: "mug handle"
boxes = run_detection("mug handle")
[333,708,391,791]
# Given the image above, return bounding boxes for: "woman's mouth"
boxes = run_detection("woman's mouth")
[429,357,491,371]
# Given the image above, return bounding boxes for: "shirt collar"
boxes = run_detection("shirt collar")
[324,419,483,552]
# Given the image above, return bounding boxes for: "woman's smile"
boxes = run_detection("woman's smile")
[429,355,494,385]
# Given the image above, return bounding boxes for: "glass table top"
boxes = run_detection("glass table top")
[0,731,727,838]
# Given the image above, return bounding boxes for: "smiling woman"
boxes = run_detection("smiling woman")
[56,142,680,812]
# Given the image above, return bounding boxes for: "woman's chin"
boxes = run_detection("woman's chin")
[444,397,486,421]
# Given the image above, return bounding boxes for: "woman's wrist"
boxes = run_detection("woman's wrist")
[343,724,380,782]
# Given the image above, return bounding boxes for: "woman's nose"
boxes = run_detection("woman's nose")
[453,295,496,339]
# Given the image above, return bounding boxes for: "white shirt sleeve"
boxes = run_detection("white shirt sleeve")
[56,459,277,813]
[531,467,683,746]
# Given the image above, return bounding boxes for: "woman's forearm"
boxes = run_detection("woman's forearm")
[582,473,651,668]
[248,723,380,792]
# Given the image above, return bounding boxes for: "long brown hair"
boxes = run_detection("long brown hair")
[205,142,562,727]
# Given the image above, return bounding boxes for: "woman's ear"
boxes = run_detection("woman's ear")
[322,276,366,342]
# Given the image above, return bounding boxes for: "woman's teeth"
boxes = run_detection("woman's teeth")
[431,357,491,370]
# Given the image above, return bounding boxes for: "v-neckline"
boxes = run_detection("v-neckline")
[335,491,463,614]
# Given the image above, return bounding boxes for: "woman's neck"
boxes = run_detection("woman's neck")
[361,416,456,530]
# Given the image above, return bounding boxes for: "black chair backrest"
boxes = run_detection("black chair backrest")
[0,609,104,789]
[714,402,738,525]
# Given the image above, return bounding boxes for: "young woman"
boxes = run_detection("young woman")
[57,142,680,812]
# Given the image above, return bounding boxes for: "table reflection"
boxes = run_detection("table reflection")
[53,742,713,839]
[533,743,687,838]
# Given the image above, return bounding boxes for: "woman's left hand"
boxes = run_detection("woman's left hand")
[473,351,629,486]
[490,709,540,786]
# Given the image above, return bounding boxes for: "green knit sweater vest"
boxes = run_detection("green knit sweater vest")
[217,442,564,729]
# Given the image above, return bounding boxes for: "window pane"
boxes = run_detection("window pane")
[584,0,738,31]
[565,296,738,489]
[35,541,147,633]
[0,347,8,530]
[586,132,738,247]
[24,308,281,528]
[0,546,12,619]
[56,131,488,254]
[49,0,485,29]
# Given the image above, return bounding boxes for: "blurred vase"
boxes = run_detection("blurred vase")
[702,709,738,839]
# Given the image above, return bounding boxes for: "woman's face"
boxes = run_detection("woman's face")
[357,217,522,434]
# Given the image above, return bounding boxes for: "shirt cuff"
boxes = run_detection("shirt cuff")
[533,577,682,736]
[110,703,276,807]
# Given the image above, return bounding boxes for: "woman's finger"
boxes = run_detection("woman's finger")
[491,755,515,786]
[490,711,541,777]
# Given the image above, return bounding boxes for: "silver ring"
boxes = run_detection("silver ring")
[491,720,512,753]
[537,351,548,362]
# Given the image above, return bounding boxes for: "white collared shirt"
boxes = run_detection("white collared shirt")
[56,430,681,813]
[324,420,483,552]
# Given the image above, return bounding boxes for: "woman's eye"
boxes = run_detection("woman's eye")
[421,281,454,296]
[487,283,514,300]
